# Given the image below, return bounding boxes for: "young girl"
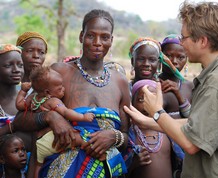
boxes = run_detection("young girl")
[160,34,193,118]
[128,79,172,178]
[0,134,27,178]
[16,66,95,177]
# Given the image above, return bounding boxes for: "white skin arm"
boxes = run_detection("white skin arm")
[141,82,199,155]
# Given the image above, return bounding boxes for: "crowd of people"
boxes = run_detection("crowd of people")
[0,1,218,178]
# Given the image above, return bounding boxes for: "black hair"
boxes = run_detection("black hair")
[82,9,114,33]
[0,134,22,154]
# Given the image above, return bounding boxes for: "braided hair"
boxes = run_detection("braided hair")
[82,9,114,33]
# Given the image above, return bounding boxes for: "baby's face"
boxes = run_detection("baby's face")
[133,86,156,116]
[47,71,65,99]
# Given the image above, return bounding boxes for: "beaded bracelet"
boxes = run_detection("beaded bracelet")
[179,99,191,118]
[112,128,119,146]
[116,130,125,148]
[111,128,125,148]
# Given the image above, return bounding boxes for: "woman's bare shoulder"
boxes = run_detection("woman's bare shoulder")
[51,61,77,74]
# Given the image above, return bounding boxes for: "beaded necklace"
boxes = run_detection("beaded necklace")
[134,125,163,153]
[0,105,6,117]
[75,58,111,87]
[31,93,49,111]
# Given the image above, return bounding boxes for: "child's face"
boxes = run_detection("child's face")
[162,43,187,72]
[47,71,65,99]
[2,138,27,170]
[133,86,156,116]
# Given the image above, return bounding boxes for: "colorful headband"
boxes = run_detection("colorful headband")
[161,34,181,49]
[0,44,22,55]
[129,37,161,58]
[132,79,157,96]
[16,31,48,52]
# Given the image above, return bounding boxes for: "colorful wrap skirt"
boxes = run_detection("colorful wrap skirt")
[39,107,127,178]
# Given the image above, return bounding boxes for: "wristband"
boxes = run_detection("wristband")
[111,128,125,148]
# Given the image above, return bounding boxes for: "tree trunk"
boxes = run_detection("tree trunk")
[57,0,68,62]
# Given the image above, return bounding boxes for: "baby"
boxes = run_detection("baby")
[16,66,95,177]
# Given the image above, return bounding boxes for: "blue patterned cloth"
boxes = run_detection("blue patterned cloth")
[39,107,127,178]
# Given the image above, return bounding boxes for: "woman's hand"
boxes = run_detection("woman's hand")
[45,111,76,151]
[81,130,115,159]
[161,79,180,96]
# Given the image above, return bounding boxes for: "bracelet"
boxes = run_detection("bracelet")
[111,128,119,146]
[111,128,125,148]
[179,99,191,118]
[35,112,48,129]
[116,130,124,148]
[179,98,190,108]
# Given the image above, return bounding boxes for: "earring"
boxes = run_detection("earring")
[153,72,159,82]
[184,64,188,77]
[109,48,113,60]
[130,66,135,79]
[153,63,161,81]
[80,43,83,56]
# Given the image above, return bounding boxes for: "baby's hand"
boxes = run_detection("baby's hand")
[21,82,31,92]
[84,113,95,122]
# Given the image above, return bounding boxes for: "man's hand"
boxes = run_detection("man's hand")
[142,82,163,116]
[124,105,150,129]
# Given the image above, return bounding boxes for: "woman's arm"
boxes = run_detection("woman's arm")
[12,110,77,150]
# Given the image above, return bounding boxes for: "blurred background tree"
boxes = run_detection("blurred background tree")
[0,0,201,79]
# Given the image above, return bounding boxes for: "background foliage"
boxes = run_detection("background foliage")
[0,0,182,61]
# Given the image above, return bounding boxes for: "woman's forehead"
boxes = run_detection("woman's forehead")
[84,17,113,33]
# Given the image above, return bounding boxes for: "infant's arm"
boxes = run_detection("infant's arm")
[16,82,32,111]
[47,98,95,122]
